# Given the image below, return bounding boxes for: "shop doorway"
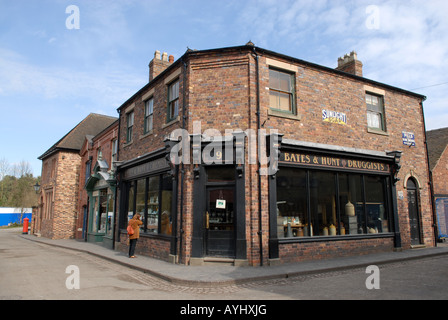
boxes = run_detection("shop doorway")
[407,178,422,245]
[205,186,236,257]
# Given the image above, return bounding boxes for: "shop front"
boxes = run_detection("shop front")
[117,149,177,262]
[268,141,402,263]
[85,158,116,249]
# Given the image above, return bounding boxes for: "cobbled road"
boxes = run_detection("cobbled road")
[1,228,448,301]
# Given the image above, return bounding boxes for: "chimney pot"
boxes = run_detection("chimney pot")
[336,51,363,77]
[162,52,168,61]
[169,55,174,63]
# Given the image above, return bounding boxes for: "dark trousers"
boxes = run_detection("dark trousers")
[129,238,138,257]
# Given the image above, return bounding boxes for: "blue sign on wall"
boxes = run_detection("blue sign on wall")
[402,131,415,146]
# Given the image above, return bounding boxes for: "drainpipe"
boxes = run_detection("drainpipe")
[421,99,438,246]
[113,109,122,249]
[251,47,263,266]
[177,58,188,264]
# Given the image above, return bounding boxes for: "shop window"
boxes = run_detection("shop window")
[124,173,172,235]
[146,176,159,234]
[276,168,391,239]
[366,93,386,131]
[127,182,135,221]
[269,68,295,114]
[160,174,173,235]
[106,192,114,237]
[365,175,388,233]
[276,168,308,238]
[310,171,337,236]
[338,174,365,234]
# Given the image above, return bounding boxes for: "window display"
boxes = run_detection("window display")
[124,173,172,235]
[276,167,391,239]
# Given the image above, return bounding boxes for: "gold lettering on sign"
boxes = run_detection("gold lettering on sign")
[280,152,389,173]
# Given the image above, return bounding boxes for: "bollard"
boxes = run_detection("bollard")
[22,218,29,234]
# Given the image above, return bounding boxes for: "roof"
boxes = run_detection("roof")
[426,127,448,170]
[117,44,426,112]
[38,113,117,160]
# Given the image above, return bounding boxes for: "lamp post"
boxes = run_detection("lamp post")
[33,182,40,194]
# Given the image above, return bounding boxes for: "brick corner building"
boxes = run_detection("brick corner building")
[112,44,436,266]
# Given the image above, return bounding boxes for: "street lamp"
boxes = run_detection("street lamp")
[33,182,40,194]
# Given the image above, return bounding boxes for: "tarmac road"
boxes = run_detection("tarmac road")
[1,227,448,301]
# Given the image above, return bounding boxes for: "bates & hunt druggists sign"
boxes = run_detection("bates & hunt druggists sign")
[280,151,390,173]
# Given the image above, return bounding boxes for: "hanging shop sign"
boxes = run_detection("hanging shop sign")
[402,131,415,147]
[280,151,390,173]
[322,109,347,125]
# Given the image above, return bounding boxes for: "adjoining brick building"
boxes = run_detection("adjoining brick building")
[77,119,118,248]
[112,43,436,266]
[427,127,448,241]
[34,113,117,239]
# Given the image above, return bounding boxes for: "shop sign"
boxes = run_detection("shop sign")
[280,152,390,173]
[123,157,169,180]
[322,109,347,125]
[402,131,415,146]
[216,199,226,209]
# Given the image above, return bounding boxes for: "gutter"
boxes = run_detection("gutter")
[251,46,264,266]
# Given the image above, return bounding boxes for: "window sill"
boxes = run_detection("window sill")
[367,128,389,136]
[278,232,394,244]
[140,130,153,140]
[123,140,133,148]
[268,109,301,121]
[162,116,180,129]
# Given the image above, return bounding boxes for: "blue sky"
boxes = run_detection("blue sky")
[0,0,447,177]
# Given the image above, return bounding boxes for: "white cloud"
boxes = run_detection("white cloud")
[0,47,143,109]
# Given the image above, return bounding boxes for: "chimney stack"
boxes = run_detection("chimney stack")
[335,51,363,77]
[149,50,174,81]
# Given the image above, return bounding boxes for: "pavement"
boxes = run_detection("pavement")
[19,232,448,288]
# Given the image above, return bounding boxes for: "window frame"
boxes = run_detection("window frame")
[124,173,173,236]
[276,167,393,240]
[126,111,134,143]
[366,92,386,132]
[144,97,154,134]
[167,79,179,122]
[269,67,296,115]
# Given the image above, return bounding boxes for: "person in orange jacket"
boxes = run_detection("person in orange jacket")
[128,213,142,258]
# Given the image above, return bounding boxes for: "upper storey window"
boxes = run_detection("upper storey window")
[269,68,295,114]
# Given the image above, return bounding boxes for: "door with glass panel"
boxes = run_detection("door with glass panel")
[205,186,235,257]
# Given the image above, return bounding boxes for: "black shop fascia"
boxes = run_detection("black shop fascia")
[268,139,403,260]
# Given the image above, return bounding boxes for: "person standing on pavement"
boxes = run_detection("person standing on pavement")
[128,213,142,258]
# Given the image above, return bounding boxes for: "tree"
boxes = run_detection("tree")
[0,159,40,222]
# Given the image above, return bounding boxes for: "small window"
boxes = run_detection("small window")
[366,93,386,131]
[269,68,295,113]
[126,111,134,143]
[111,139,118,164]
[168,80,179,122]
[144,98,154,134]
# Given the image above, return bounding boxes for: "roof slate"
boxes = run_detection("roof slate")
[38,113,117,160]
[426,127,448,170]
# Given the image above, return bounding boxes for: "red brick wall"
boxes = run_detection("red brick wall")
[433,146,448,196]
